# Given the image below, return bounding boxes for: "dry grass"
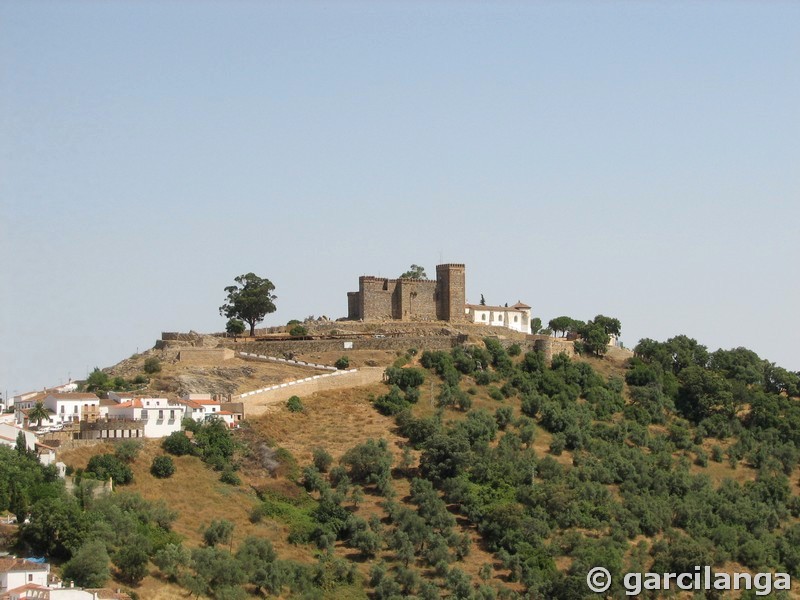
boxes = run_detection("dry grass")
[58,439,318,598]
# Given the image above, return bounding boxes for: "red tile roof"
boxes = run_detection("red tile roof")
[0,557,50,572]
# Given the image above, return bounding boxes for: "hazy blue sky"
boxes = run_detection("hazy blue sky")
[2,1,798,396]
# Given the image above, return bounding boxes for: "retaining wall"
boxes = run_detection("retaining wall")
[220,335,462,356]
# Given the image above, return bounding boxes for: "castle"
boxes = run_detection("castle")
[347,264,466,322]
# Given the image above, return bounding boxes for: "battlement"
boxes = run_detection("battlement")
[348,263,466,322]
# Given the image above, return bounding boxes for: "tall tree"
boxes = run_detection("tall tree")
[530,317,542,334]
[219,273,277,336]
[480,294,486,306]
[548,316,574,338]
[400,264,427,279]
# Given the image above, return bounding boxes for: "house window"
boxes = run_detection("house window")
[74,405,78,413]
[481,314,486,321]
[499,315,503,321]
[514,315,518,322]
[158,410,164,420]
[60,406,65,414]
[28,574,33,582]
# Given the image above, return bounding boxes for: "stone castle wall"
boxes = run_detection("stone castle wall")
[348,264,465,322]
[220,334,465,356]
[178,347,235,363]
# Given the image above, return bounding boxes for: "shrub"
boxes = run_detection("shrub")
[508,343,522,357]
[115,440,143,463]
[341,439,393,484]
[334,356,350,370]
[280,396,305,415]
[86,454,134,485]
[549,433,566,456]
[286,396,304,413]
[385,367,426,390]
[143,357,162,374]
[162,431,194,456]
[313,447,333,472]
[374,386,408,416]
[150,455,175,478]
[474,371,492,386]
[488,387,504,402]
[203,519,234,547]
[220,468,241,486]
[495,406,514,430]
[289,325,308,337]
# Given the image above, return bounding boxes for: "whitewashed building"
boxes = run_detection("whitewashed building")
[105,397,184,438]
[465,301,532,334]
[15,393,102,428]
[0,558,50,594]
[178,394,237,428]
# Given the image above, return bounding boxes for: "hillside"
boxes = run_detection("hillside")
[10,331,800,599]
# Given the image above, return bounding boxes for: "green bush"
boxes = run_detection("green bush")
[287,396,304,413]
[313,447,333,472]
[151,455,176,478]
[86,454,134,485]
[289,325,308,337]
[488,387,504,402]
[115,440,143,463]
[334,356,350,370]
[143,357,162,374]
[220,468,241,486]
[162,431,194,456]
[549,433,567,456]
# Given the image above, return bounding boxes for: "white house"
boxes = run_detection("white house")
[15,393,101,429]
[0,558,49,594]
[465,301,532,334]
[178,394,236,428]
[8,382,78,411]
[105,397,183,438]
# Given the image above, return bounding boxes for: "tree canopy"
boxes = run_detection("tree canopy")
[219,273,277,336]
[399,264,427,279]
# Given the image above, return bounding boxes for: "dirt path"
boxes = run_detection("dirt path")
[238,367,385,416]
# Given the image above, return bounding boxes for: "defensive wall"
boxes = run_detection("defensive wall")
[219,334,467,356]
[177,347,235,363]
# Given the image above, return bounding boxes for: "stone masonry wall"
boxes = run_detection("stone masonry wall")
[220,335,463,356]
[360,278,394,320]
[397,279,438,320]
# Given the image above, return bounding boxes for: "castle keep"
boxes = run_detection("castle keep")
[347,264,466,322]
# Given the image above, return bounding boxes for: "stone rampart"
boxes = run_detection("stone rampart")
[221,335,464,356]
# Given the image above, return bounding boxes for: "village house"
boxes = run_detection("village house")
[104,396,184,438]
[0,558,50,594]
[177,394,239,428]
[465,301,532,334]
[0,557,131,600]
[15,393,101,429]
[7,382,78,411]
